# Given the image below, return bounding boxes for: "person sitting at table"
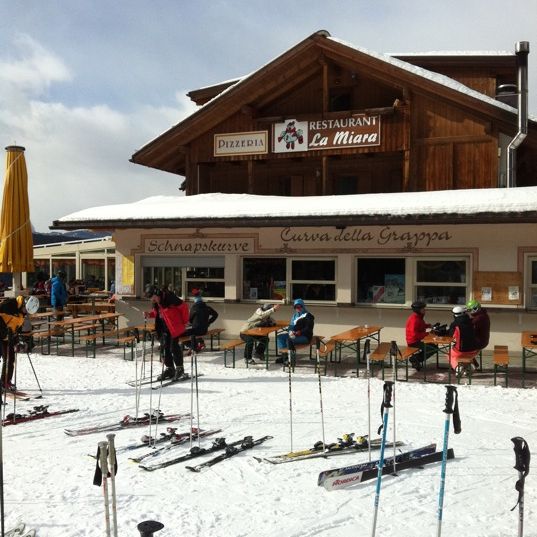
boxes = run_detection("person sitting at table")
[182,288,219,352]
[50,270,68,321]
[276,298,315,364]
[240,303,280,365]
[144,285,189,381]
[405,300,437,371]
[447,305,479,371]
[466,299,490,351]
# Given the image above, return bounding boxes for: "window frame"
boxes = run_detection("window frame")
[240,256,337,304]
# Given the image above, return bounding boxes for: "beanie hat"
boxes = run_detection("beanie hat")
[261,304,274,312]
[191,288,201,297]
[411,300,426,312]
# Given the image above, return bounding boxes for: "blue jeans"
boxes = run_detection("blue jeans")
[277,332,310,350]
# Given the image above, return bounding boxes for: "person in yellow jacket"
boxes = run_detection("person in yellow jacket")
[0,296,31,390]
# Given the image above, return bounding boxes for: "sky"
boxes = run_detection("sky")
[1,0,536,231]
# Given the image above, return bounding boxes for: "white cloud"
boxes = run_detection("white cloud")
[0,36,197,231]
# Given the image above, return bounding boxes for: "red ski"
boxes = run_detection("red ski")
[2,407,79,426]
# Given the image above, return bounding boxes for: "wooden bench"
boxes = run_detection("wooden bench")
[368,342,391,378]
[395,346,422,381]
[455,351,480,385]
[177,328,226,352]
[493,345,510,387]
[280,335,324,372]
[222,339,246,368]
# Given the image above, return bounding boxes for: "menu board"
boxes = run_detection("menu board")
[472,271,523,306]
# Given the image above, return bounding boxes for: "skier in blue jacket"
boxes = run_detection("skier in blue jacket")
[276,298,315,363]
[50,270,68,320]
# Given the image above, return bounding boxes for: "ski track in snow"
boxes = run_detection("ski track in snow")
[2,349,536,536]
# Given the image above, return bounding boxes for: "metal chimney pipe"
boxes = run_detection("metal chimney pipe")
[506,41,529,188]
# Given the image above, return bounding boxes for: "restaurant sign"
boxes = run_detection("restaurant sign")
[273,115,381,153]
[214,131,268,156]
[145,237,255,254]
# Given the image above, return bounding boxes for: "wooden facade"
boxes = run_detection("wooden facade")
[132,31,537,196]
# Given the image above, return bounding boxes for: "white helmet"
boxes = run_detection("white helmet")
[25,295,40,315]
[452,305,466,317]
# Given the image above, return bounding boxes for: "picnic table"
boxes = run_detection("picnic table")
[331,325,382,377]
[422,333,454,382]
[50,312,122,356]
[241,320,289,369]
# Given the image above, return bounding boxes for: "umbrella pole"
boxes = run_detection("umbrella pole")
[1,411,4,537]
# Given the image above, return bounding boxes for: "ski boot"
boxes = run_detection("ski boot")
[157,368,175,381]
[173,367,185,381]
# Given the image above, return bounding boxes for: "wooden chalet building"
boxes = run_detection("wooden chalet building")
[54,31,537,348]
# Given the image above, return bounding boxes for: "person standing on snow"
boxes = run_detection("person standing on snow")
[0,296,32,390]
[50,270,68,320]
[276,298,315,364]
[145,286,189,381]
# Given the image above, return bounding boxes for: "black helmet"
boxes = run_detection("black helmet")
[411,300,426,312]
[144,284,161,299]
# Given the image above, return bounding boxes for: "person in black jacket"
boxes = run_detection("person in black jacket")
[447,305,479,371]
[276,298,315,364]
[182,288,218,352]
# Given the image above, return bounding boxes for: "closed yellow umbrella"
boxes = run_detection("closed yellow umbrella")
[0,145,33,285]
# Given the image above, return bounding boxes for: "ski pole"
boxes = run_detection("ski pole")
[134,332,140,421]
[189,336,195,449]
[98,440,112,537]
[371,380,393,537]
[288,339,295,452]
[364,338,372,462]
[437,385,461,537]
[193,341,201,448]
[390,341,398,475]
[511,436,530,537]
[25,352,43,398]
[315,339,326,452]
[106,433,118,537]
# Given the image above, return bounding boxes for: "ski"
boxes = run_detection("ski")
[116,426,185,453]
[132,428,222,464]
[322,448,455,491]
[318,443,437,487]
[151,373,204,390]
[126,376,156,388]
[64,411,190,436]
[2,406,79,426]
[185,435,273,473]
[139,435,246,471]
[257,435,405,464]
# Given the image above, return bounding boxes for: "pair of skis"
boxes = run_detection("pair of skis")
[318,443,455,490]
[256,435,405,464]
[129,428,222,463]
[64,411,190,436]
[2,406,79,426]
[140,435,273,472]
[126,373,203,389]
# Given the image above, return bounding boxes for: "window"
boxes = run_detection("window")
[51,259,76,283]
[141,257,225,299]
[357,258,405,303]
[529,258,537,308]
[291,259,336,301]
[415,259,467,305]
[243,258,286,300]
[185,266,225,298]
[241,258,336,302]
[82,259,105,290]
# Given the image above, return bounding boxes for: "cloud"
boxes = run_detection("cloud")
[0,35,197,231]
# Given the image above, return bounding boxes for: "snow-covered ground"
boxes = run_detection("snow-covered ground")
[3,346,536,537]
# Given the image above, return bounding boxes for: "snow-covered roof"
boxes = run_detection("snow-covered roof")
[55,187,537,226]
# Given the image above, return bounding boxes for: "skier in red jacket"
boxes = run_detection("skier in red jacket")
[405,300,437,370]
[145,286,189,381]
